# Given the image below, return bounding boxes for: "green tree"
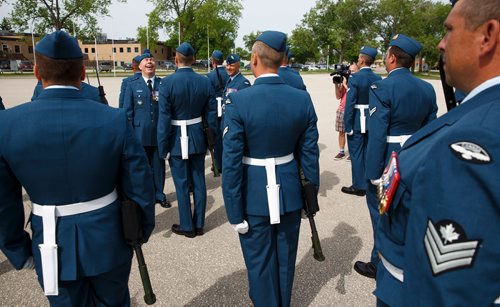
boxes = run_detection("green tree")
[289,27,317,64]
[148,0,242,59]
[137,26,160,53]
[0,17,13,32]
[234,47,250,61]
[6,0,125,39]
[242,31,262,52]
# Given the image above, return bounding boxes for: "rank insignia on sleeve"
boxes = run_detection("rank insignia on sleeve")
[225,99,231,105]
[449,141,491,164]
[369,107,377,116]
[223,126,229,138]
[371,84,377,89]
[424,219,480,275]
[347,87,350,92]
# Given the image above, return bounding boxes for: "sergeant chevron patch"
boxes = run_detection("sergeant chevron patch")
[223,126,229,138]
[424,219,480,275]
[449,141,491,164]
[369,107,377,116]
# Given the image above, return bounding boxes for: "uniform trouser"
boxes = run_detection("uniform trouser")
[374,261,403,307]
[169,153,207,231]
[144,146,166,202]
[366,182,380,266]
[43,260,132,307]
[214,118,223,173]
[347,132,368,190]
[239,210,301,307]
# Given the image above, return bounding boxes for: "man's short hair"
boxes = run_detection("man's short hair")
[459,0,500,30]
[388,46,414,69]
[252,41,283,69]
[360,54,375,66]
[36,53,82,83]
[177,53,194,66]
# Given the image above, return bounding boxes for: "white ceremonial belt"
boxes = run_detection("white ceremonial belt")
[354,104,369,134]
[242,153,294,225]
[216,97,223,118]
[32,189,118,296]
[379,253,404,282]
[171,117,202,159]
[386,135,412,147]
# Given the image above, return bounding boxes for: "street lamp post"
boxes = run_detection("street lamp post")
[30,19,36,67]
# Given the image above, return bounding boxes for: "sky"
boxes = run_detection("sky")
[0,0,316,48]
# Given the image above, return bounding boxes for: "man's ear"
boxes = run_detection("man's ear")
[34,65,42,81]
[478,19,500,56]
[80,65,85,81]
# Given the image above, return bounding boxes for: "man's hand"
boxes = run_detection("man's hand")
[346,130,354,136]
[22,256,35,270]
[232,220,249,234]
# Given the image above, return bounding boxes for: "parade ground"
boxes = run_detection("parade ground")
[0,73,447,306]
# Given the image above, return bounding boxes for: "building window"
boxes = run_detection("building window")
[162,49,164,54]
[127,47,131,53]
[2,44,7,52]
[120,61,125,66]
[84,48,88,53]
[28,46,33,54]
[91,48,95,53]
[14,45,20,53]
[119,47,124,53]
[113,47,116,53]
[134,47,139,53]
[115,61,118,66]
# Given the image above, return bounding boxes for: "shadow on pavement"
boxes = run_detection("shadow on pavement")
[186,222,361,306]
[319,170,340,197]
[293,222,362,304]
[0,259,14,276]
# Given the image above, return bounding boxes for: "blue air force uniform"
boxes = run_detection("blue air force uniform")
[368,34,438,306]
[222,31,320,307]
[224,72,251,99]
[119,71,142,108]
[344,50,382,191]
[0,96,5,110]
[399,78,500,306]
[32,80,108,105]
[157,42,217,233]
[123,72,167,204]
[0,31,155,306]
[207,50,230,173]
[278,66,306,90]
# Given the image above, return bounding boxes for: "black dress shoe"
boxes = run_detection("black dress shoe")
[341,186,366,196]
[171,224,196,238]
[157,199,172,208]
[353,261,377,279]
[195,228,204,236]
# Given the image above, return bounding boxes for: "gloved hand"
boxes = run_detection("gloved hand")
[232,220,249,234]
[371,179,381,186]
[346,130,354,136]
[22,256,35,270]
[301,209,308,219]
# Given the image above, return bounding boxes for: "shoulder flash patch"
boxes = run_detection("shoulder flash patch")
[223,126,229,138]
[225,98,231,105]
[449,141,491,164]
[371,84,378,89]
[244,81,250,85]
[369,107,377,116]
[424,219,480,275]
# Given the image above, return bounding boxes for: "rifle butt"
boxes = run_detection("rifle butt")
[308,216,325,261]
[134,246,157,305]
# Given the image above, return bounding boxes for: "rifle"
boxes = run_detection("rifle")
[202,116,220,177]
[94,62,109,105]
[299,168,325,262]
[121,198,156,305]
[438,54,457,111]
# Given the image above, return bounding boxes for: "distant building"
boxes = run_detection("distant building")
[0,31,175,70]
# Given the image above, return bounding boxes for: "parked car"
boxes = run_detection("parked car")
[123,62,133,70]
[306,65,319,71]
[18,61,34,72]
[99,61,112,72]
[163,61,176,70]
[290,63,304,71]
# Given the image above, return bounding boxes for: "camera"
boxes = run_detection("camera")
[330,64,351,84]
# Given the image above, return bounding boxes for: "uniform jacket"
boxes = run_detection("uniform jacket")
[278,66,307,90]
[32,80,107,105]
[123,75,162,147]
[222,76,320,224]
[365,68,437,179]
[0,88,155,281]
[344,67,381,133]
[207,66,229,97]
[119,72,143,108]
[399,82,500,306]
[0,97,4,110]
[224,72,251,99]
[157,67,217,158]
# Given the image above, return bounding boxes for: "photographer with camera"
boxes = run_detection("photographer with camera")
[332,63,358,160]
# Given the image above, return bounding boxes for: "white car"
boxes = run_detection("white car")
[306,65,319,71]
